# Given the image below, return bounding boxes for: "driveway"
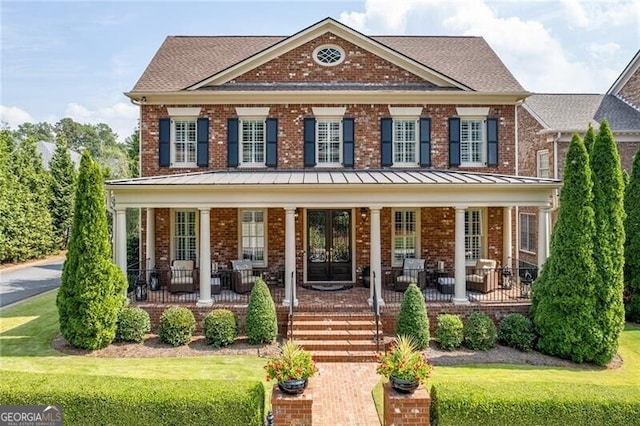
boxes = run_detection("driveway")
[0,255,65,308]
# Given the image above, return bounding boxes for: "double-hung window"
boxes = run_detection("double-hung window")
[393,120,418,165]
[317,119,342,165]
[240,209,266,266]
[465,209,483,263]
[537,150,550,178]
[393,209,418,266]
[172,120,197,166]
[173,210,197,261]
[460,119,484,165]
[241,119,265,166]
[520,213,536,253]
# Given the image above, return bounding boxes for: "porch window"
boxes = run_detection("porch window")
[172,120,197,166]
[520,213,536,253]
[393,120,418,165]
[465,209,483,262]
[316,120,342,165]
[393,209,417,266]
[240,119,265,166]
[537,150,550,178]
[461,119,484,166]
[173,210,197,261]
[241,209,266,266]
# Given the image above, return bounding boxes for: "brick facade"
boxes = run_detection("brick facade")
[619,67,640,110]
[383,382,431,426]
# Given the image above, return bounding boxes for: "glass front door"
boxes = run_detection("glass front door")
[306,209,352,282]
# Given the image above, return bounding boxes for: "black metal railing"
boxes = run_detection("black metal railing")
[372,270,381,353]
[288,270,295,341]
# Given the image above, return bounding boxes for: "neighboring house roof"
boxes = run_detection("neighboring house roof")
[36,141,81,170]
[522,94,640,133]
[608,49,640,101]
[130,18,523,94]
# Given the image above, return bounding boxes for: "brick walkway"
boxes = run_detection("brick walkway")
[312,362,381,426]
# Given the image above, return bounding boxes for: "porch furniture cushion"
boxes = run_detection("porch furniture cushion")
[437,277,455,294]
[465,259,499,293]
[168,260,198,293]
[394,258,426,291]
[231,259,258,293]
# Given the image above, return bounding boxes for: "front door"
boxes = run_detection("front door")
[307,209,352,282]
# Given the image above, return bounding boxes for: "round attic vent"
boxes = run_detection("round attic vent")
[313,45,345,66]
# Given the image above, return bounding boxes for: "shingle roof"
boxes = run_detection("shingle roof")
[524,94,640,132]
[131,34,523,93]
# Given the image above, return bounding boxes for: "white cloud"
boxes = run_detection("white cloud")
[64,102,138,142]
[0,105,35,128]
[339,0,431,33]
[561,0,590,27]
[589,42,621,57]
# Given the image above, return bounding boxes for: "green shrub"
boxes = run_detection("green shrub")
[116,307,150,343]
[463,312,497,350]
[0,371,264,426]
[435,314,464,350]
[158,307,196,347]
[204,309,237,347]
[245,277,277,344]
[498,313,535,352]
[396,283,430,349]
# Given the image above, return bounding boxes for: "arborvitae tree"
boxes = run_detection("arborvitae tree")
[49,134,77,249]
[56,151,127,349]
[532,134,599,363]
[624,148,640,322]
[590,120,626,365]
[583,123,596,156]
[0,131,12,261]
[395,283,430,349]
[245,277,278,344]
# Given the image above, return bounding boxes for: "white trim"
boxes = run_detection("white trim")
[388,107,422,117]
[170,209,200,266]
[460,118,486,167]
[391,208,421,267]
[456,107,490,117]
[536,150,550,178]
[167,107,201,117]
[519,212,536,254]
[316,118,343,166]
[170,118,197,168]
[312,44,346,67]
[608,50,640,95]
[312,107,346,117]
[235,107,270,117]
[239,118,266,167]
[392,118,419,167]
[464,208,486,265]
[238,208,268,267]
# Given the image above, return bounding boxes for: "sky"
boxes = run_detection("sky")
[1,0,639,142]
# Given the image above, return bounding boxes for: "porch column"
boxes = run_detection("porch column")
[115,208,127,276]
[369,206,383,306]
[538,206,551,270]
[284,207,297,307]
[453,207,469,304]
[503,207,513,269]
[146,208,155,270]
[197,208,212,307]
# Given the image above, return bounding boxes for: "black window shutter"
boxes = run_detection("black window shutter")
[227,118,239,167]
[380,118,392,167]
[303,118,316,167]
[342,118,354,167]
[487,118,498,167]
[419,118,431,167]
[158,118,171,167]
[196,118,209,167]
[266,118,278,167]
[449,117,461,167]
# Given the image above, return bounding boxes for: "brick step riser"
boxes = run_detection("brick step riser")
[291,333,378,341]
[292,313,375,321]
[291,323,379,331]
[310,354,380,363]
[299,343,380,351]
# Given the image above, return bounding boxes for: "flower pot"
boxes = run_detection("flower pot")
[390,376,419,393]
[278,378,308,395]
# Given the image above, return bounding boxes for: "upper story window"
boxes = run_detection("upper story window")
[449,107,497,168]
[382,107,430,168]
[461,119,485,165]
[537,150,550,178]
[313,45,345,66]
[317,119,342,165]
[159,107,207,168]
[393,120,418,165]
[172,120,197,165]
[241,120,265,165]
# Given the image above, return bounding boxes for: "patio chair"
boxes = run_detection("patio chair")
[394,258,426,291]
[465,259,499,293]
[231,259,259,294]
[167,259,198,293]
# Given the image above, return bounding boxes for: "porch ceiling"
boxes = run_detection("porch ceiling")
[106,169,560,209]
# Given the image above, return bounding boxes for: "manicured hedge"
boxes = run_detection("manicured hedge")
[430,381,640,426]
[0,371,264,426]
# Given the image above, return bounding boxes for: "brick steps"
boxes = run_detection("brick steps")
[290,311,383,362]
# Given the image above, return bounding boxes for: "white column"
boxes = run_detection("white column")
[197,208,212,307]
[146,208,156,271]
[538,206,551,270]
[369,206,383,306]
[503,207,513,269]
[115,208,127,275]
[453,207,469,304]
[284,207,297,307]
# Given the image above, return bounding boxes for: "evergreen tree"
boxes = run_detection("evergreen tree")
[532,134,599,363]
[0,130,13,261]
[395,283,430,349]
[590,120,626,364]
[56,151,127,349]
[49,134,77,249]
[583,123,596,156]
[624,148,640,322]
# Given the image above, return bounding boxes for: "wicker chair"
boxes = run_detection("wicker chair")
[394,258,427,291]
[167,260,198,293]
[465,259,499,293]
[231,259,259,294]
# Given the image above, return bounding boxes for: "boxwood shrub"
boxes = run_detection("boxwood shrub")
[204,309,238,347]
[158,306,196,346]
[498,313,536,352]
[463,312,497,350]
[0,371,264,426]
[435,314,464,350]
[116,306,150,343]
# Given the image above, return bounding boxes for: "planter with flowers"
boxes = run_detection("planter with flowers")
[265,340,318,395]
[377,335,432,393]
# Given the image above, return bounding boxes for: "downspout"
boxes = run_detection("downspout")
[553,131,560,180]
[514,102,521,269]
[129,96,145,266]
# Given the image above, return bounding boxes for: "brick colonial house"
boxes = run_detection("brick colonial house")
[517,50,640,267]
[107,18,559,309]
